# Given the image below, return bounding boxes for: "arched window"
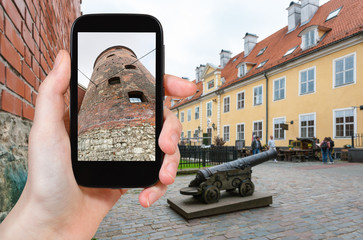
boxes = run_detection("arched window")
[125,64,136,70]
[108,77,120,85]
[128,91,147,103]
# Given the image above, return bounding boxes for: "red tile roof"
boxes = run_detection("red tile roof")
[168,0,363,110]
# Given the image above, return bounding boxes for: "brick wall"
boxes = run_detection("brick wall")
[0,0,81,222]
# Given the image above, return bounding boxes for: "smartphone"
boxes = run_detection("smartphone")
[70,14,164,188]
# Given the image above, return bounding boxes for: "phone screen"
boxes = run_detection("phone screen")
[77,32,156,162]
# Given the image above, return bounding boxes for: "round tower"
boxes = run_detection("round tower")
[78,46,155,161]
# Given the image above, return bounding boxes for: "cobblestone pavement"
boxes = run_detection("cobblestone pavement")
[94,161,363,240]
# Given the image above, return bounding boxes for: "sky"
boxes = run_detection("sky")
[81,0,330,81]
[78,32,155,88]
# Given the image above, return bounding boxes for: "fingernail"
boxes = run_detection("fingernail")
[171,133,179,148]
[166,162,177,180]
[53,51,63,69]
[148,192,158,207]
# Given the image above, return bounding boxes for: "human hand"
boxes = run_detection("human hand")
[0,50,196,239]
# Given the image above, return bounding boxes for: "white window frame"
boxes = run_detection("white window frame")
[273,117,286,140]
[194,129,199,138]
[207,80,214,89]
[195,106,199,120]
[301,28,318,50]
[253,120,263,141]
[223,96,230,113]
[333,52,356,88]
[187,109,192,122]
[187,130,191,140]
[236,91,245,110]
[253,85,263,106]
[299,112,316,138]
[273,77,286,101]
[237,63,247,77]
[236,123,245,141]
[333,107,357,139]
[180,111,185,123]
[299,66,316,96]
[206,101,212,117]
[223,125,230,142]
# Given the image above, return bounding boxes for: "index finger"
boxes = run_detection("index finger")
[164,74,197,97]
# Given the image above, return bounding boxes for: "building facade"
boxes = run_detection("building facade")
[167,0,363,150]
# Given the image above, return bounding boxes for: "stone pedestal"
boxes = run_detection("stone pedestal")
[167,192,272,220]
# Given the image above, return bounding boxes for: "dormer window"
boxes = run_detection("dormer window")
[284,46,298,57]
[125,64,136,69]
[302,29,317,49]
[128,91,147,103]
[257,47,267,56]
[257,60,268,69]
[237,63,247,77]
[108,77,120,85]
[326,7,342,21]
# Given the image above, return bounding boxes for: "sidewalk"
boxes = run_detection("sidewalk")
[94,161,363,239]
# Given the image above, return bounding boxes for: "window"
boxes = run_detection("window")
[232,58,238,63]
[334,53,355,87]
[207,128,212,145]
[107,54,115,58]
[176,112,179,119]
[326,7,342,21]
[187,130,191,140]
[125,64,136,69]
[302,29,317,49]
[223,96,230,113]
[195,107,199,120]
[171,100,175,107]
[223,126,230,142]
[108,77,120,85]
[334,108,355,138]
[237,63,247,77]
[273,117,286,140]
[207,80,214,89]
[236,123,245,140]
[253,85,263,106]
[299,113,315,138]
[257,60,268,68]
[273,77,285,101]
[257,47,267,56]
[180,111,184,123]
[194,129,199,138]
[300,67,315,95]
[187,109,192,121]
[253,121,263,140]
[181,131,184,140]
[206,101,212,117]
[237,91,245,109]
[284,46,298,57]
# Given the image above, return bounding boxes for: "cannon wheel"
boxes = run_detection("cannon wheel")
[202,185,220,204]
[239,180,255,197]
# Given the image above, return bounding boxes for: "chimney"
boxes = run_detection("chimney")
[301,0,319,25]
[220,49,232,68]
[287,2,301,32]
[243,33,258,57]
[195,64,206,82]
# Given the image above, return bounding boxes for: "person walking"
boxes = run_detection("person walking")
[252,136,262,155]
[320,137,331,164]
[268,135,277,162]
[328,137,334,164]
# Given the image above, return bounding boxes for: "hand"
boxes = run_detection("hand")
[0,50,196,239]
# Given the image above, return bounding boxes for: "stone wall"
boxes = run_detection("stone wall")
[0,112,31,221]
[78,124,155,161]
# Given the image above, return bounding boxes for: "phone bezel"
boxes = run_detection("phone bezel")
[70,14,164,188]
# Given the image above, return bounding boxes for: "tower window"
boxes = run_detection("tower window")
[128,91,147,103]
[108,77,120,85]
[125,64,136,69]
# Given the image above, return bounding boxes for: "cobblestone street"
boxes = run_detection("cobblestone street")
[94,161,363,240]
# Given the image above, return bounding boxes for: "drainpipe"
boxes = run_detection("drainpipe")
[264,72,269,145]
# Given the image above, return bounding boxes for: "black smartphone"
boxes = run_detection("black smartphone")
[70,14,164,188]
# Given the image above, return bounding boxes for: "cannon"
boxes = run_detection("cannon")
[180,149,277,203]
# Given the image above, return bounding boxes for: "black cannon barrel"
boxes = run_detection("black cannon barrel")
[190,149,277,186]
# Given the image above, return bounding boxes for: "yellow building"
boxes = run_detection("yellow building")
[167,0,363,151]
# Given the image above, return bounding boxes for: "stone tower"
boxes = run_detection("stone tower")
[78,46,155,161]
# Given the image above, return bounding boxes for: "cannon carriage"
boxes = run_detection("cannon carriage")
[180,149,277,203]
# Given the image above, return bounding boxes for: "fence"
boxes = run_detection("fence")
[178,145,238,169]
[352,133,363,148]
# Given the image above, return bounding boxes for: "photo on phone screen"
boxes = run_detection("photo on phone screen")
[77,32,156,161]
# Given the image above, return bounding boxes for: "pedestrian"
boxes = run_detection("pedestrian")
[328,137,334,164]
[252,136,262,155]
[320,137,331,164]
[268,135,278,162]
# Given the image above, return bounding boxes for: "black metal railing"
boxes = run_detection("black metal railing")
[178,145,238,169]
[352,133,363,148]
